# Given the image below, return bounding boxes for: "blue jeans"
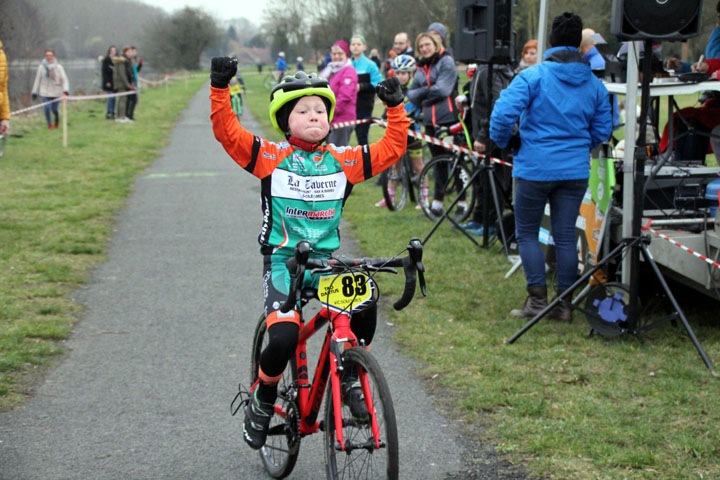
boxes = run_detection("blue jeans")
[514,178,588,290]
[42,97,59,126]
[105,90,115,116]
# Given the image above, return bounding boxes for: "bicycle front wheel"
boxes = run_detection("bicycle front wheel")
[381,156,409,211]
[418,155,475,223]
[324,347,399,480]
[251,315,300,479]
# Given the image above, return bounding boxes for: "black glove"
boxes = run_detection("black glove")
[376,77,404,107]
[210,57,238,89]
[507,133,521,152]
[32,93,37,101]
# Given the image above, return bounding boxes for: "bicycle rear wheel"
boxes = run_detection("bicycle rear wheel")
[251,315,300,479]
[418,154,475,222]
[324,347,399,480]
[380,156,409,211]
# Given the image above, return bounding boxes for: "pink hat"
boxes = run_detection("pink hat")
[331,40,350,58]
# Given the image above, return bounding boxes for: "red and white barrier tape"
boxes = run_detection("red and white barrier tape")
[643,221,720,270]
[10,90,137,117]
[330,117,513,169]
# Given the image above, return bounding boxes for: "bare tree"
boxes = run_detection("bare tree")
[0,0,48,59]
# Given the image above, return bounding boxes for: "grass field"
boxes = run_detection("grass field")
[242,70,720,479]
[0,74,208,408]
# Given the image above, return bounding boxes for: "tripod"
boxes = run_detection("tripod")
[506,40,717,376]
[422,62,515,258]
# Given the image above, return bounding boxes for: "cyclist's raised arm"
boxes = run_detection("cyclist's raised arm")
[210,86,286,178]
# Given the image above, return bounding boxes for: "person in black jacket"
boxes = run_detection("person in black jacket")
[101,45,117,119]
[458,63,514,236]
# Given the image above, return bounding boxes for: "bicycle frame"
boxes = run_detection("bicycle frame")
[279,305,382,451]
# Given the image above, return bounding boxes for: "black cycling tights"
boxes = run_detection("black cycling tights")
[258,304,378,383]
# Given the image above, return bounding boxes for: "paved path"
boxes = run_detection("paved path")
[0,85,525,480]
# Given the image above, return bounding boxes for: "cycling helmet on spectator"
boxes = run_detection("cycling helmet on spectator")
[269,71,336,137]
[391,54,416,72]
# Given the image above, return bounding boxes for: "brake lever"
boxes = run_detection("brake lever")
[407,237,426,296]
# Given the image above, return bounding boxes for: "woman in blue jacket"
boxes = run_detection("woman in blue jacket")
[490,12,612,320]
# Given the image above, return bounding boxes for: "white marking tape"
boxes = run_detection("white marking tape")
[330,117,513,169]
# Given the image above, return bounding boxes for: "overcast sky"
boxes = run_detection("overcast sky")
[141,0,265,25]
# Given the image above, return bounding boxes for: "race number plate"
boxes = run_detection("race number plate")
[318,272,375,313]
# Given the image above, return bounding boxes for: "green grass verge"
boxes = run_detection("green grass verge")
[241,70,720,479]
[0,74,208,408]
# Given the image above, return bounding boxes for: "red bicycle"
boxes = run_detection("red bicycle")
[232,238,425,479]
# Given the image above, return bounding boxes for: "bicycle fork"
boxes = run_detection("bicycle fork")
[328,315,382,452]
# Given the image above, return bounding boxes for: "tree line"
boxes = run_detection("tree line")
[0,0,221,71]
[258,0,717,65]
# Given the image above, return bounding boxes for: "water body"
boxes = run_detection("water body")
[7,58,156,111]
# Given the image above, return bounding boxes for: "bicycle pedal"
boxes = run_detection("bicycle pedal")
[230,382,250,416]
[318,420,325,431]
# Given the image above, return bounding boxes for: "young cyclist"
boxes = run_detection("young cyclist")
[228,75,244,121]
[375,54,428,209]
[208,57,408,450]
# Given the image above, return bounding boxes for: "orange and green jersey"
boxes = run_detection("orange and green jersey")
[210,86,410,255]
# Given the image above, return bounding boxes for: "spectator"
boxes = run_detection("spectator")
[369,48,382,69]
[256,59,263,74]
[296,56,304,71]
[490,12,612,321]
[320,40,358,146]
[458,61,514,236]
[276,51,287,78]
[393,32,413,56]
[706,1,720,59]
[428,22,455,59]
[31,49,69,130]
[515,39,538,74]
[382,49,397,78]
[127,46,142,121]
[112,46,134,123]
[659,93,720,163]
[407,32,460,217]
[350,34,382,146]
[579,29,605,70]
[101,45,117,119]
[0,39,9,136]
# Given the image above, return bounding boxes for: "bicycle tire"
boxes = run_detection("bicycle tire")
[324,347,399,480]
[380,156,410,211]
[418,154,475,223]
[251,315,300,479]
[264,75,276,90]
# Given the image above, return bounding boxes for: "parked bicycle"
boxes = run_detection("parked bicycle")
[232,238,426,479]
[417,125,477,223]
[379,153,417,211]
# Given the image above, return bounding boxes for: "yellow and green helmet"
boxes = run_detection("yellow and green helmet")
[269,72,336,136]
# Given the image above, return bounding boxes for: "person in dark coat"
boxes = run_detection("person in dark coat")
[101,45,117,119]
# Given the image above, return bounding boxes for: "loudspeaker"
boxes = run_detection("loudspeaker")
[455,0,515,64]
[611,0,702,41]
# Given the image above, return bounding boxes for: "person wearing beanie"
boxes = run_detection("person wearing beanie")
[428,22,455,59]
[490,12,612,321]
[319,40,358,146]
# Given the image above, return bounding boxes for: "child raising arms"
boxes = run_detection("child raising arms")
[208,57,408,449]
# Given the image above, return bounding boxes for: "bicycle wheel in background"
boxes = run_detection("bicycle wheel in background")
[251,316,300,479]
[418,154,475,223]
[324,347,399,480]
[264,74,276,90]
[380,155,409,211]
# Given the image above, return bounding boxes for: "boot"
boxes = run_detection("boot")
[509,286,548,318]
[549,290,573,322]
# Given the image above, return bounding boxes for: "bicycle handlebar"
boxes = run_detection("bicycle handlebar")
[279,238,426,314]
